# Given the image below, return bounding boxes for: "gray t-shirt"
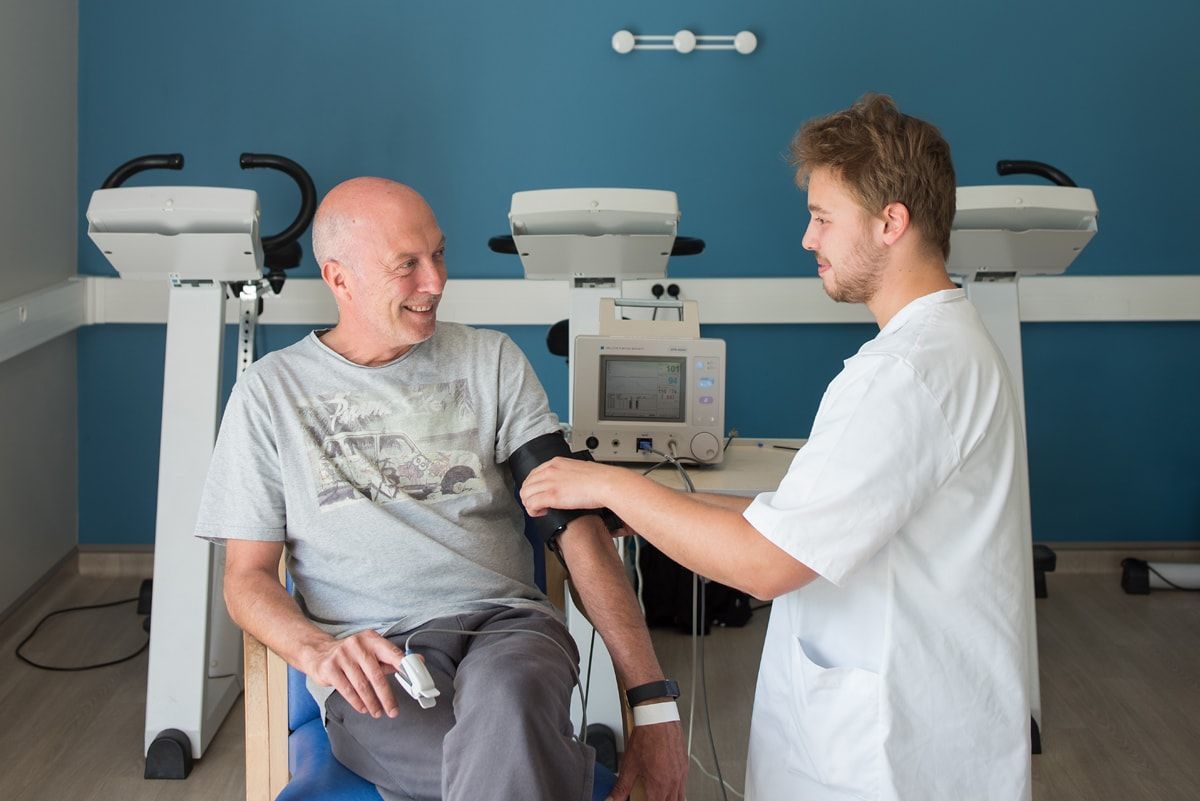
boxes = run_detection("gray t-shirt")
[196,322,561,643]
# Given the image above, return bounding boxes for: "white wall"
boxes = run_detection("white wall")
[0,0,79,614]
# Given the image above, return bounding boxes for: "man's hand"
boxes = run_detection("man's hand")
[608,720,688,801]
[520,457,626,516]
[301,630,409,719]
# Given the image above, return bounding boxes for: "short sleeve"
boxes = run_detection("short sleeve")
[194,373,288,542]
[493,335,561,463]
[743,355,960,586]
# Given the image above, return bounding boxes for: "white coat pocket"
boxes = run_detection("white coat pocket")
[788,637,881,800]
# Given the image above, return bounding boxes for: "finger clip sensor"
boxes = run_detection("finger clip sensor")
[395,654,439,709]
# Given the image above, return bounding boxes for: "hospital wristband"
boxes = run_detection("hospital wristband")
[632,701,680,727]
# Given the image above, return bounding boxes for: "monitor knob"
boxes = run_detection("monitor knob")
[690,432,720,462]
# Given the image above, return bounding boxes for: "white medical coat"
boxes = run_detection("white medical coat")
[742,289,1032,801]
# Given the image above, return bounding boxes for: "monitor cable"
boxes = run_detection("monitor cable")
[15,596,148,671]
[639,444,743,799]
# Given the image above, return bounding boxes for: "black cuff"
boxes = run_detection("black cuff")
[508,432,623,547]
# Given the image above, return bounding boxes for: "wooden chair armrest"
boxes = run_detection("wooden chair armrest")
[242,558,292,801]
[243,630,289,801]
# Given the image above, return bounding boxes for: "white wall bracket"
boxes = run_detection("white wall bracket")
[612,29,757,55]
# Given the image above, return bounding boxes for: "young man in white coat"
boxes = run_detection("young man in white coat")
[519,94,1033,801]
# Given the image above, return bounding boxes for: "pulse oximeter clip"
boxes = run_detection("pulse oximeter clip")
[395,654,439,709]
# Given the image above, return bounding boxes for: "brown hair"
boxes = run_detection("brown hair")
[790,93,956,259]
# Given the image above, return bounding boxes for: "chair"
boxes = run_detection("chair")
[243,535,629,801]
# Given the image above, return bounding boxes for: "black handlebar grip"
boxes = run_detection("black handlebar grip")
[239,153,318,251]
[488,235,519,254]
[996,160,1077,188]
[490,234,705,257]
[101,153,184,189]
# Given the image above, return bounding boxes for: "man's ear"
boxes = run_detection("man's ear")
[321,260,352,302]
[879,202,912,247]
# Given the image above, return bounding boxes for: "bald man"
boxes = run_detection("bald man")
[195,178,686,801]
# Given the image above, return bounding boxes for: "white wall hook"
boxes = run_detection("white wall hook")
[612,29,758,55]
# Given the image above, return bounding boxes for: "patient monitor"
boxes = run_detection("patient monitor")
[572,298,726,464]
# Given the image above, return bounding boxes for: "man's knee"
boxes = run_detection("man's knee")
[496,662,570,710]
[455,650,576,733]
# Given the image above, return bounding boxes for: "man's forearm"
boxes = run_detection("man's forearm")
[556,521,690,801]
[225,568,336,672]
[555,517,665,690]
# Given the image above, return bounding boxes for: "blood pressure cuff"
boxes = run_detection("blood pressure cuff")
[508,431,623,548]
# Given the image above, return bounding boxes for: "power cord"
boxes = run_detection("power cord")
[16,597,149,671]
[698,575,731,801]
[1124,558,1200,592]
[633,535,646,615]
[584,626,597,722]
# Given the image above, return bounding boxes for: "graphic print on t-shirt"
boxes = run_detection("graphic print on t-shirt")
[296,380,485,509]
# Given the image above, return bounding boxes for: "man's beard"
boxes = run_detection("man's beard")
[824,238,885,304]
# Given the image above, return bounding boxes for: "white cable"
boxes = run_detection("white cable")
[690,753,746,799]
[639,448,739,798]
[634,535,646,615]
[688,571,698,757]
[638,445,724,783]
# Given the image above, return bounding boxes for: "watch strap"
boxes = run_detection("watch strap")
[625,679,680,706]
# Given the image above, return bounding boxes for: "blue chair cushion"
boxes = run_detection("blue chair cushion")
[278,718,383,801]
[289,664,320,730]
[592,761,617,799]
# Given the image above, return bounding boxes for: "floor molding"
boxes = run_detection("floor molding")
[1041,542,1200,574]
[0,549,78,625]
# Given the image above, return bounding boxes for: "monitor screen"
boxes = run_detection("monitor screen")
[599,355,686,422]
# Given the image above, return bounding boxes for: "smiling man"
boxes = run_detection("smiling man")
[520,95,1034,800]
[197,178,687,801]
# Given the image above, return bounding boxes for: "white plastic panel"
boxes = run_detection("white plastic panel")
[509,188,678,280]
[949,185,1099,280]
[86,186,263,282]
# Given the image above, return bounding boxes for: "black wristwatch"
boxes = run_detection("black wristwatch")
[625,679,680,706]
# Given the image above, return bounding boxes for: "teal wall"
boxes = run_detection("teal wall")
[77,1,1199,543]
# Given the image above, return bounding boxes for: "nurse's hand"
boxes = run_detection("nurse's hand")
[519,457,625,516]
[608,719,687,801]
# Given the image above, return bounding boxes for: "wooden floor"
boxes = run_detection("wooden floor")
[0,565,1196,801]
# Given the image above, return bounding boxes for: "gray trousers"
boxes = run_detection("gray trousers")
[325,605,596,801]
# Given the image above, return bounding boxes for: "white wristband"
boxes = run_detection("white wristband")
[632,700,680,726]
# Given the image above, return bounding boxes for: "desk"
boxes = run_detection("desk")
[632,437,805,496]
